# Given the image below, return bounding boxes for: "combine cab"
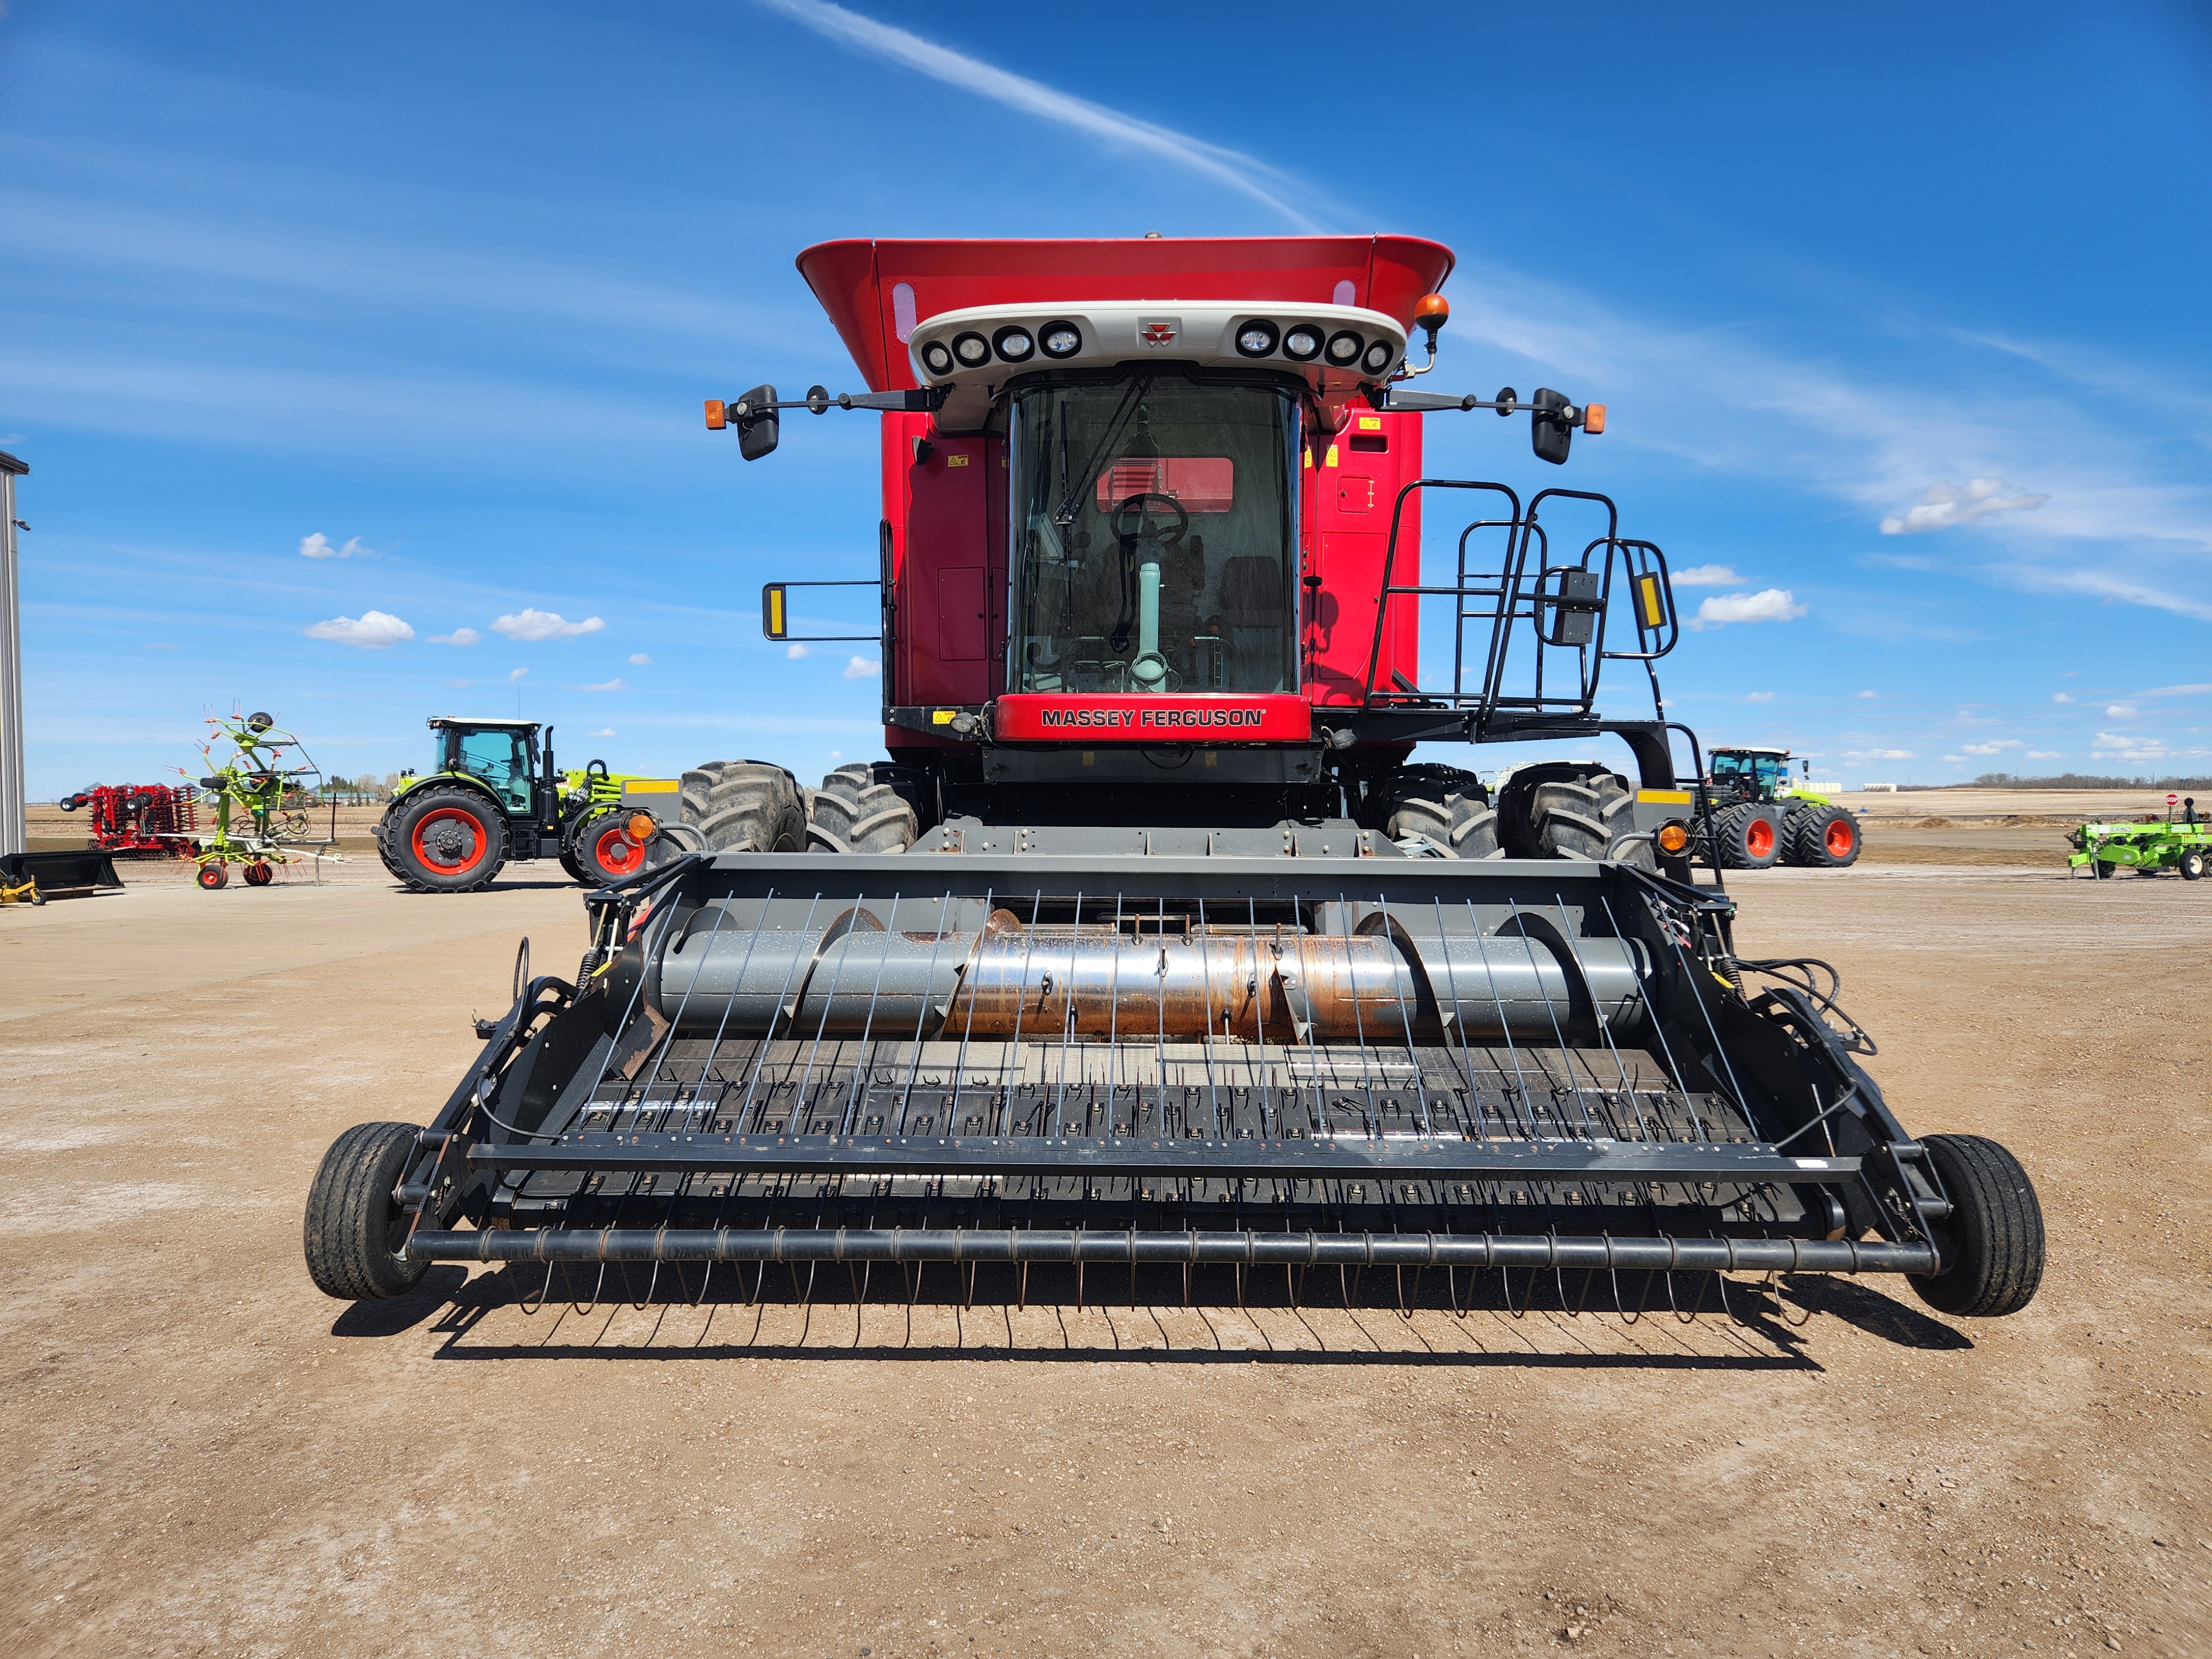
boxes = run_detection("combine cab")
[305,237,2041,1322]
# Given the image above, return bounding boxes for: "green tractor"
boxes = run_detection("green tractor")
[1696,745,1863,870]
[374,718,681,894]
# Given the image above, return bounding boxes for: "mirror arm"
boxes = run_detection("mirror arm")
[721,385,942,422]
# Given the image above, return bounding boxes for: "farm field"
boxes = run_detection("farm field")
[1,859,2205,1656]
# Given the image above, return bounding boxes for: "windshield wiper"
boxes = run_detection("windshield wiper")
[1052,374,1154,529]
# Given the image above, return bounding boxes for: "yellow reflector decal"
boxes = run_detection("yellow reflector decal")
[622,779,679,794]
[761,583,787,639]
[1637,789,1693,805]
[1637,573,1665,628]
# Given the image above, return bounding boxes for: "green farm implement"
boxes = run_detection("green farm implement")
[182,712,339,890]
[374,717,682,894]
[2068,805,2212,879]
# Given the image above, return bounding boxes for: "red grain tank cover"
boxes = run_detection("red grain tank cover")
[797,236,1456,392]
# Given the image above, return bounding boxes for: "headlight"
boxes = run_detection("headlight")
[1325,330,1363,366]
[1039,321,1083,358]
[1235,320,1280,358]
[952,331,990,367]
[993,325,1035,363]
[1361,340,1394,374]
[920,341,954,376]
[1282,325,1323,361]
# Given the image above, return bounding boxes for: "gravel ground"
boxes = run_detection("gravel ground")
[1,859,2205,1657]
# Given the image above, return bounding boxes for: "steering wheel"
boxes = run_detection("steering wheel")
[1110,491,1189,549]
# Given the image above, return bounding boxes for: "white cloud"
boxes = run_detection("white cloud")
[303,609,412,648]
[299,531,377,559]
[755,0,1319,229]
[2091,731,2175,762]
[628,653,652,665]
[1683,589,1806,630]
[1878,477,2050,535]
[1742,691,1774,703]
[2052,692,2072,702]
[491,608,605,641]
[786,643,812,659]
[2025,750,2064,760]
[1670,564,1742,587]
[2105,704,2138,718]
[1957,739,2025,756]
[1843,748,1914,763]
[508,667,528,683]
[571,677,625,692]
[1855,689,1879,699]
[830,749,843,759]
[842,656,880,680]
[430,627,480,646]
[588,728,616,737]
[2134,682,2212,698]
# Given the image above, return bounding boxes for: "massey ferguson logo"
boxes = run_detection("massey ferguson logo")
[1038,706,1265,729]
[1138,318,1180,347]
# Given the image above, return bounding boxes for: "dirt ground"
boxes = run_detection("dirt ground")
[2,855,2206,1657]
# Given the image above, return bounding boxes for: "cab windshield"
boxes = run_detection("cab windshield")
[1714,754,1789,791]
[1007,377,1298,695]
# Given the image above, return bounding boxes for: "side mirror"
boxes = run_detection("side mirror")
[735,383,780,462]
[1531,388,1572,466]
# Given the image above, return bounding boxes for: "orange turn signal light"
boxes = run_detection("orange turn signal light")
[1413,292,1450,327]
[1582,403,1606,436]
[627,812,656,842]
[1657,821,1689,855]
[705,398,727,430]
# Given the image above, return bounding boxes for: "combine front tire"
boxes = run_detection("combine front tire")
[1375,764,1498,858]
[1710,802,1784,869]
[1789,804,1861,868]
[679,760,806,853]
[1498,763,1650,867]
[1911,1134,2044,1318]
[383,783,509,893]
[808,763,919,854]
[303,1121,431,1301]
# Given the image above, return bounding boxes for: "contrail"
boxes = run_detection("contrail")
[753,0,1323,231]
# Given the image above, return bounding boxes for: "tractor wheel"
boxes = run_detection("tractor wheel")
[244,860,274,886]
[677,760,807,853]
[1910,1134,2044,1318]
[2091,859,2116,880]
[1710,802,1784,869]
[808,763,920,854]
[384,782,510,893]
[574,810,653,885]
[1790,805,1861,868]
[303,1120,431,1301]
[2180,848,2206,881]
[1372,764,1490,857]
[197,862,228,890]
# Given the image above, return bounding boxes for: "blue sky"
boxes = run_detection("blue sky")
[3,1,2209,797]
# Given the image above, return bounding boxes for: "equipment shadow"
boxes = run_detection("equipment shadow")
[377,1259,1972,1369]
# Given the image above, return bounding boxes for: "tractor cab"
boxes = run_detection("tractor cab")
[429,718,539,815]
[1708,746,1803,806]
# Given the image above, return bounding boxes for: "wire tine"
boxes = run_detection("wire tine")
[1463,900,1537,1139]
[1431,896,1486,1142]
[1154,896,1168,1140]
[1334,893,1379,1131]
[638,885,737,1118]
[1662,927,1742,1134]
[841,893,901,1135]
[1195,895,1221,1136]
[794,897,867,1118]
[1053,891,1082,1137]
[1288,916,1326,1135]
[1550,888,1643,1113]
[1376,893,1432,1136]
[1000,890,1045,1098]
[945,887,994,1139]
[1505,895,1597,1135]
[689,889,779,1135]
[576,889,691,1111]
[1249,899,1271,1141]
[1106,891,1124,1104]
[738,892,825,1130]
[899,892,955,1129]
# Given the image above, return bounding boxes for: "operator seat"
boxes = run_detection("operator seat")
[1218,555,1287,691]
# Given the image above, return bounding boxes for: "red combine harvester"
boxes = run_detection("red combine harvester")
[59,783,200,857]
[305,236,2043,1327]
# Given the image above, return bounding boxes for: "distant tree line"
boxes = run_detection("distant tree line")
[1965,771,2212,790]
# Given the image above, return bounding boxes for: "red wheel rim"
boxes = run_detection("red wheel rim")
[1746,817,1775,857]
[1825,818,1856,858]
[594,824,646,878]
[411,805,488,875]
[198,865,222,888]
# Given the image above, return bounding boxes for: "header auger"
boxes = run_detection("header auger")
[304,234,2043,1324]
